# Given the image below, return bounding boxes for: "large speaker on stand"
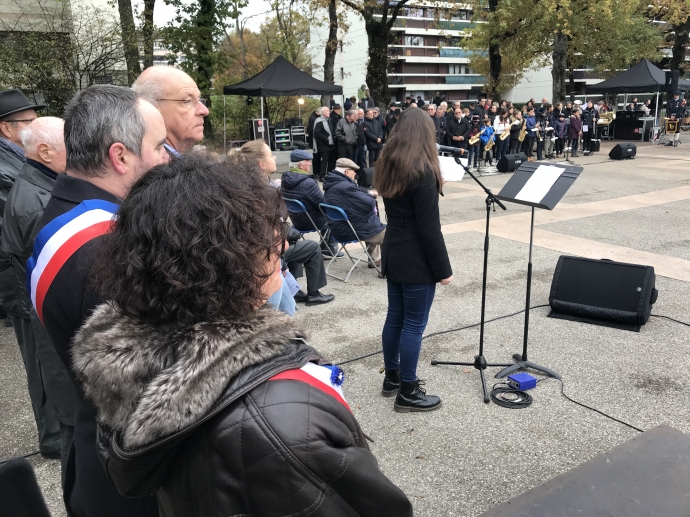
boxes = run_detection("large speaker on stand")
[548,256,658,331]
[497,152,527,173]
[609,143,636,160]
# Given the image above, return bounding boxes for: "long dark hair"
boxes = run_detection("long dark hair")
[91,153,288,326]
[373,107,443,198]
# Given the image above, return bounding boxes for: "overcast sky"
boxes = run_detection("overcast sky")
[150,0,273,31]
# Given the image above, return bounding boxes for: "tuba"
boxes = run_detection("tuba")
[518,119,527,142]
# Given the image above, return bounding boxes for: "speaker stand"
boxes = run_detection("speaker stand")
[431,159,512,403]
[495,207,561,380]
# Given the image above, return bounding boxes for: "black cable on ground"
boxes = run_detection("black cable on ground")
[0,450,41,465]
[650,314,690,328]
[490,383,533,409]
[338,304,551,365]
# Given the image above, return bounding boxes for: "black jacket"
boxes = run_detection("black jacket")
[362,118,384,149]
[581,107,599,128]
[313,117,335,153]
[382,169,452,284]
[37,174,158,517]
[447,117,471,148]
[432,115,446,144]
[281,168,327,230]
[355,120,367,146]
[385,114,399,138]
[322,170,386,241]
[307,111,319,140]
[667,97,684,118]
[72,305,413,517]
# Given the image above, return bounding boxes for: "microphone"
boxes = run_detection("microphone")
[436,143,463,155]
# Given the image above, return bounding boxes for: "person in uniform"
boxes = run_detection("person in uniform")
[666,90,684,147]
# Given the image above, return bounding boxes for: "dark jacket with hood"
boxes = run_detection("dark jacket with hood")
[322,170,385,241]
[72,305,413,517]
[281,167,328,230]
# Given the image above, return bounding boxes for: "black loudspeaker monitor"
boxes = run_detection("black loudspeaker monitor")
[497,152,527,173]
[549,256,658,332]
[357,167,374,188]
[666,70,680,92]
[609,142,636,160]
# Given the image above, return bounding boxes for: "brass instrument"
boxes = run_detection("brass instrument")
[518,119,527,142]
[535,123,543,142]
[499,119,512,140]
[468,127,486,146]
[484,133,496,151]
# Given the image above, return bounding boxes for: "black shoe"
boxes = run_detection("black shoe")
[305,291,335,306]
[322,249,344,259]
[571,153,578,157]
[368,260,381,269]
[665,142,674,147]
[394,380,442,413]
[40,450,61,460]
[382,369,400,397]
[293,290,307,303]
[674,140,678,147]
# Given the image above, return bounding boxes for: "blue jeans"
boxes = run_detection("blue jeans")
[267,275,296,316]
[381,281,436,383]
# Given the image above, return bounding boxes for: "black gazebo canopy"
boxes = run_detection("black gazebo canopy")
[587,59,689,94]
[223,56,342,97]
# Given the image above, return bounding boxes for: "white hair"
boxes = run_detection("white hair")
[132,75,165,107]
[428,103,437,110]
[317,106,329,116]
[20,117,64,155]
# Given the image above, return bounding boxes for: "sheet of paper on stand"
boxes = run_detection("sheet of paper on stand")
[439,156,466,182]
[514,165,564,204]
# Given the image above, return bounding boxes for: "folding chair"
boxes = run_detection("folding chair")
[282,197,330,250]
[319,203,381,282]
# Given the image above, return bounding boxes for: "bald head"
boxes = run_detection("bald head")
[20,117,66,172]
[132,66,209,153]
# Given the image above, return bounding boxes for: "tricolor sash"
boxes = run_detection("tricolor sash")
[270,362,350,411]
[27,199,119,322]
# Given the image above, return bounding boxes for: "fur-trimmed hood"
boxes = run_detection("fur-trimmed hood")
[72,303,309,451]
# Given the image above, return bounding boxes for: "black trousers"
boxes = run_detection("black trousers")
[319,151,330,177]
[583,131,593,152]
[525,137,535,157]
[283,239,328,294]
[368,147,381,166]
[312,152,322,177]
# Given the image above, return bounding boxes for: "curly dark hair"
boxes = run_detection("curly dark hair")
[91,152,288,326]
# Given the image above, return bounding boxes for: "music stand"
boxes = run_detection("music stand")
[494,162,582,380]
[431,152,513,403]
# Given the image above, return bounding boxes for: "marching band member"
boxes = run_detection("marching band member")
[509,110,523,154]
[666,90,684,147]
[524,107,537,161]
[493,108,510,160]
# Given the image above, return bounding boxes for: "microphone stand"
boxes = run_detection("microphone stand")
[431,152,512,403]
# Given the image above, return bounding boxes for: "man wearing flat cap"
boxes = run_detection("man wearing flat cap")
[666,90,684,147]
[323,158,386,274]
[0,90,45,232]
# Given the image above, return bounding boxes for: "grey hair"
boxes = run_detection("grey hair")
[428,103,437,110]
[346,109,357,118]
[20,117,64,155]
[317,106,329,116]
[131,75,164,107]
[364,108,373,114]
[64,85,146,177]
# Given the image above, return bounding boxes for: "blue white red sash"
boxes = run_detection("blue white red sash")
[27,199,119,322]
[270,362,350,411]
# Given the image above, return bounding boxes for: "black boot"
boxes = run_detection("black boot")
[394,380,441,413]
[381,369,400,397]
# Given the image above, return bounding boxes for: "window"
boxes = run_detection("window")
[408,8,424,17]
[404,36,423,46]
[449,64,462,75]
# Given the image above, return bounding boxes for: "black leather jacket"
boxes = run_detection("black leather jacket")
[73,305,413,517]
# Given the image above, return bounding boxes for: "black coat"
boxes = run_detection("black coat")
[355,120,367,146]
[38,174,158,517]
[313,118,335,153]
[362,118,383,149]
[447,117,471,148]
[381,169,452,284]
[281,169,327,230]
[307,111,319,140]
[322,171,386,241]
[385,114,399,138]
[72,305,413,517]
[432,115,446,144]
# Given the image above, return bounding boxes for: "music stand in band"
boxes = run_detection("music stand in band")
[494,162,582,380]
[431,151,513,403]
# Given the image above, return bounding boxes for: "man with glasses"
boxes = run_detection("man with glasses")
[0,90,44,232]
[132,66,210,156]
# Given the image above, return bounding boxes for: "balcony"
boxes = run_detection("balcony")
[389,18,476,31]
[439,48,478,59]
[445,75,486,84]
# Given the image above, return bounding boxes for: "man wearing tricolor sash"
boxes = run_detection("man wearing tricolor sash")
[28,85,168,517]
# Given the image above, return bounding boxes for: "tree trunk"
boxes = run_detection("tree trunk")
[365,18,391,110]
[568,68,576,102]
[487,0,501,97]
[116,0,141,83]
[142,0,155,69]
[552,31,567,103]
[669,18,690,72]
[196,0,215,136]
[321,0,338,107]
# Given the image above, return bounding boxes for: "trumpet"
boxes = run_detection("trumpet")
[468,127,486,146]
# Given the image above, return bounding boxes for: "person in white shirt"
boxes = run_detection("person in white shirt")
[493,108,510,160]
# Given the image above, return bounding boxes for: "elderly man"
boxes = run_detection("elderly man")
[434,104,447,145]
[281,150,336,306]
[312,106,334,180]
[0,117,75,477]
[281,148,338,257]
[132,66,209,156]
[322,158,385,273]
[362,108,384,166]
[0,90,45,230]
[335,109,358,159]
[354,108,367,170]
[29,85,168,517]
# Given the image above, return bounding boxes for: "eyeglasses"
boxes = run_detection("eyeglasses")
[158,98,206,110]
[3,118,37,124]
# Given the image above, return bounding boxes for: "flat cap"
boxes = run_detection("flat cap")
[335,157,359,170]
[332,104,342,109]
[290,149,313,162]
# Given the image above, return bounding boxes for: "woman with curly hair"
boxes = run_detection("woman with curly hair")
[71,154,412,516]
